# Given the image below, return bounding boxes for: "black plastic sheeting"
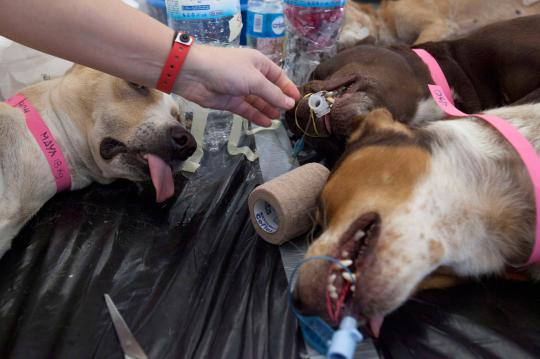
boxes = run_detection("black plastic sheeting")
[0,144,301,359]
[2,139,540,359]
[377,280,540,359]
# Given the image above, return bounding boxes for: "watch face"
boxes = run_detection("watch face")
[178,33,193,45]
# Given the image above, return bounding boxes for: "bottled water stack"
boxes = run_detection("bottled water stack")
[165,0,243,46]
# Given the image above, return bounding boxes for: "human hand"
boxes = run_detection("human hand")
[174,45,301,126]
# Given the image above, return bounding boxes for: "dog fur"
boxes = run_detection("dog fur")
[294,105,540,328]
[339,0,540,49]
[288,15,540,165]
[0,65,196,256]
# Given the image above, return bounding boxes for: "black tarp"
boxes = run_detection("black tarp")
[2,138,540,359]
[377,280,540,359]
[0,144,301,359]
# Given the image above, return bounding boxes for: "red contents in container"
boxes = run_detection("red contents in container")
[284,5,344,47]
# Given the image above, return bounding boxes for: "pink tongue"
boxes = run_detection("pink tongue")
[146,154,174,203]
[369,315,385,338]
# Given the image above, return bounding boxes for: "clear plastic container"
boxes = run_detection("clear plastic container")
[165,0,243,46]
[283,0,346,84]
[246,0,285,65]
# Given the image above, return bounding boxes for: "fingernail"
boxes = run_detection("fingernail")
[286,97,296,108]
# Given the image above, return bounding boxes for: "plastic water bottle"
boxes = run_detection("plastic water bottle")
[283,0,346,84]
[165,0,243,46]
[246,0,285,65]
[146,0,168,24]
[240,0,249,45]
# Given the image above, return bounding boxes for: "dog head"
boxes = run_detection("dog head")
[58,65,196,201]
[285,45,431,161]
[294,108,535,334]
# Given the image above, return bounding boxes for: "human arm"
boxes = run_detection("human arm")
[0,0,300,125]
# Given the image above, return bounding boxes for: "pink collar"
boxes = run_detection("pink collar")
[7,94,72,192]
[412,48,540,266]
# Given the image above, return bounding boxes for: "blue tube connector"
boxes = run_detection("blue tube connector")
[327,316,363,359]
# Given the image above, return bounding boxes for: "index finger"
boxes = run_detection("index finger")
[261,59,301,101]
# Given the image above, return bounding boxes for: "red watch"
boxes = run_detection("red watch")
[156,32,194,94]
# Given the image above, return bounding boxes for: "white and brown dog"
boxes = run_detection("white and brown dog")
[340,0,540,49]
[0,65,196,256]
[294,105,540,336]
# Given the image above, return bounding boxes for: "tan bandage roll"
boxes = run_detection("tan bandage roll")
[248,163,330,245]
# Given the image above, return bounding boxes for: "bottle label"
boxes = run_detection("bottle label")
[166,0,240,20]
[247,12,285,38]
[284,0,345,8]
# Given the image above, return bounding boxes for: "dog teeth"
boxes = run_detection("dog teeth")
[328,273,337,283]
[342,272,356,283]
[351,285,356,292]
[329,292,339,300]
[353,230,365,241]
[340,259,353,267]
[327,97,335,104]
[327,284,337,294]
[341,250,349,258]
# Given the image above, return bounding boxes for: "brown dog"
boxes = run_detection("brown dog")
[288,15,540,165]
[339,0,540,49]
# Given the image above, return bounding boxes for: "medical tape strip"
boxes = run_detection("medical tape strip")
[227,115,259,161]
[180,102,208,173]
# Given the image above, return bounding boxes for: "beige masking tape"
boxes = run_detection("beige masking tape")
[180,103,209,172]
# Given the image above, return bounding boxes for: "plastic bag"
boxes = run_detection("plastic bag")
[0,37,73,101]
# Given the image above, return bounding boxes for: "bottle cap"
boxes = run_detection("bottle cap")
[327,316,363,359]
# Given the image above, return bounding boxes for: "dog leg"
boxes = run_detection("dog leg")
[0,200,39,258]
[0,219,27,257]
[416,267,466,291]
[413,21,460,44]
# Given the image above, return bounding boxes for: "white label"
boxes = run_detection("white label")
[253,14,263,33]
[271,16,285,36]
[253,200,279,234]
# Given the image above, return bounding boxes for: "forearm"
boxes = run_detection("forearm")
[0,0,173,88]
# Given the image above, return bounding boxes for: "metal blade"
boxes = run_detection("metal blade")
[104,294,148,359]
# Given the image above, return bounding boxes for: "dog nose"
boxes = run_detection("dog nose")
[171,126,189,146]
[170,125,197,157]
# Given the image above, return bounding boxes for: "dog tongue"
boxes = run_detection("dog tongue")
[369,315,385,338]
[146,154,174,203]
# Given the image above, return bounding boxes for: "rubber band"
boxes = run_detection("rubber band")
[294,93,327,138]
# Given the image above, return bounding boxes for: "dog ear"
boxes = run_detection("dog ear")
[348,108,412,143]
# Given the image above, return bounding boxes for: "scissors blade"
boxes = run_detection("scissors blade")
[104,294,148,359]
